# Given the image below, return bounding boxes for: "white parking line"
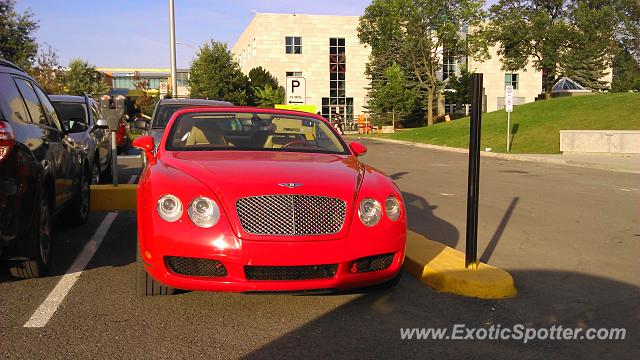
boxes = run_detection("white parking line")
[128,175,137,184]
[23,212,118,328]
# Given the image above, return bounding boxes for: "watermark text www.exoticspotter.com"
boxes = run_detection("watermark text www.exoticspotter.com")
[400,324,626,343]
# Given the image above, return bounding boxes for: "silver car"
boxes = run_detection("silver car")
[51,95,112,184]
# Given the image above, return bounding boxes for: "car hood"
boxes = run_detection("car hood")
[162,150,364,201]
[160,150,364,241]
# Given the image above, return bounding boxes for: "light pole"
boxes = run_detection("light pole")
[169,0,177,98]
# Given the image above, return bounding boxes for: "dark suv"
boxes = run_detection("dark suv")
[0,59,91,278]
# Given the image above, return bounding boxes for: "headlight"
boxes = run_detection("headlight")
[385,196,401,221]
[157,194,182,222]
[358,198,382,226]
[188,196,220,228]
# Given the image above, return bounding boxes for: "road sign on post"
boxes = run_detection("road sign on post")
[466,73,483,269]
[159,80,168,96]
[505,85,513,152]
[286,77,306,105]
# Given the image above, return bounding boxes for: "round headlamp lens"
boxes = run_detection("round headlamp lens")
[157,194,182,222]
[358,198,382,227]
[188,196,220,228]
[385,196,401,221]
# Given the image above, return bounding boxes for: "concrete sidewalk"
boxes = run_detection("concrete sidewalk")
[354,137,640,174]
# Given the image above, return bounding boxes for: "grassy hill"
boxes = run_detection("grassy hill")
[385,93,640,154]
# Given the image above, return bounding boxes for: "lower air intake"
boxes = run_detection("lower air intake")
[245,264,339,281]
[350,253,395,273]
[165,256,228,277]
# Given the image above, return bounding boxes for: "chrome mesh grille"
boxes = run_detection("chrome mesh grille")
[236,195,346,236]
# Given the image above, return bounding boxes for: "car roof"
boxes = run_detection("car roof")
[49,95,88,103]
[158,98,234,107]
[0,58,32,77]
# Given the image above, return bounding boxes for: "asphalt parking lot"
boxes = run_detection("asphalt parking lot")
[1,144,639,359]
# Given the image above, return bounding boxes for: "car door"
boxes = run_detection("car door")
[34,85,79,206]
[13,78,73,208]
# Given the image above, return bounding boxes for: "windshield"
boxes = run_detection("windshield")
[152,104,191,129]
[51,101,88,125]
[165,112,348,154]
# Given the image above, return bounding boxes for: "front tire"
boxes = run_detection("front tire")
[8,189,52,278]
[136,238,175,296]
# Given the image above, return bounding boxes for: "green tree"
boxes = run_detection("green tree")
[446,65,474,109]
[248,66,279,89]
[611,46,640,92]
[358,0,488,126]
[254,84,285,108]
[488,0,637,97]
[0,0,38,69]
[28,44,66,94]
[65,58,110,96]
[189,40,249,105]
[247,66,280,105]
[369,63,417,127]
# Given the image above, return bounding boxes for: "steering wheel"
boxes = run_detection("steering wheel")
[281,140,314,149]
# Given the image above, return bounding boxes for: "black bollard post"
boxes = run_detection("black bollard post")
[465,73,483,269]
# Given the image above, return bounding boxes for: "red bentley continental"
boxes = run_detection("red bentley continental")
[133,107,406,295]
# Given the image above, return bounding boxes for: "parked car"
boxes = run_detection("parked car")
[116,115,131,155]
[50,95,112,184]
[0,59,91,278]
[133,107,406,295]
[134,98,233,146]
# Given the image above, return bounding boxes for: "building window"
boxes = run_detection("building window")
[285,36,302,54]
[286,71,302,77]
[442,52,456,81]
[505,73,519,90]
[329,38,346,73]
[324,38,352,123]
[176,72,189,87]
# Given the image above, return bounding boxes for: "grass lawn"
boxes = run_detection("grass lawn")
[376,93,640,154]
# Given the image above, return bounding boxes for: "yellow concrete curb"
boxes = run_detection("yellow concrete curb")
[90,185,137,211]
[404,231,517,299]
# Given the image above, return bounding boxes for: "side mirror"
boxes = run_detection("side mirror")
[133,135,156,163]
[95,118,109,129]
[134,119,148,131]
[349,141,367,157]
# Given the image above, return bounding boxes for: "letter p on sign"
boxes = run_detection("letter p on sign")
[286,77,306,104]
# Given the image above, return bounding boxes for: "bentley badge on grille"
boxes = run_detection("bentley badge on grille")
[278,182,303,188]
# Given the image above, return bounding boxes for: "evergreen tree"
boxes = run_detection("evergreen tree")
[248,66,280,105]
[189,40,249,105]
[254,84,285,108]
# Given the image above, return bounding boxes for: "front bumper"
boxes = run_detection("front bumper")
[140,227,405,292]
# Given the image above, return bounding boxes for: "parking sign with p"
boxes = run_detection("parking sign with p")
[286,77,306,105]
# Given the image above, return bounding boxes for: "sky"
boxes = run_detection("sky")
[15,0,497,69]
